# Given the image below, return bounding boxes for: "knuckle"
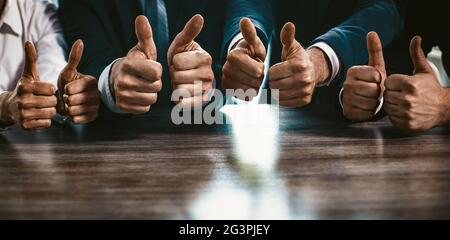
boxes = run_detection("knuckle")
[205,70,215,81]
[116,102,127,111]
[121,60,133,72]
[298,97,311,107]
[42,120,51,128]
[19,109,28,119]
[154,80,163,92]
[347,67,360,77]
[404,121,418,132]
[173,54,183,65]
[117,77,131,90]
[255,65,264,78]
[369,69,381,80]
[72,117,82,124]
[67,107,76,116]
[293,60,309,72]
[115,90,128,100]
[301,85,314,96]
[20,121,29,130]
[227,52,239,63]
[149,94,158,105]
[49,108,57,117]
[17,96,28,108]
[204,54,213,65]
[18,83,28,93]
[50,96,58,106]
[67,95,76,106]
[403,95,414,107]
[155,63,163,79]
[409,82,419,94]
[343,80,354,89]
[405,112,415,121]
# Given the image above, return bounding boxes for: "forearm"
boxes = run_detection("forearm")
[440,88,450,127]
[312,0,402,83]
[307,48,331,85]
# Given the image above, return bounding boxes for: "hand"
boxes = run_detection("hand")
[168,15,214,108]
[384,36,450,132]
[1,42,57,130]
[343,32,386,122]
[58,40,100,124]
[269,22,329,108]
[110,15,163,114]
[222,18,266,101]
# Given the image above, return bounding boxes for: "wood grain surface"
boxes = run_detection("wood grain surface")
[0,106,449,219]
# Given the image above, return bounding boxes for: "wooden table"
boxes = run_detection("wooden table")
[1,105,449,220]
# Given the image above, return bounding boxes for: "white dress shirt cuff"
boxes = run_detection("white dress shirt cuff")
[228,33,244,54]
[339,88,384,117]
[309,42,340,87]
[99,59,126,114]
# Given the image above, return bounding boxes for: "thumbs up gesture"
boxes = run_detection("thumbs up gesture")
[57,40,100,124]
[222,18,266,101]
[342,32,386,122]
[384,36,450,132]
[0,42,57,130]
[168,15,214,108]
[269,23,330,107]
[109,15,163,114]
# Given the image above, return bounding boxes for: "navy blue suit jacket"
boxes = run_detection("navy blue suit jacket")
[59,0,226,79]
[58,0,274,109]
[266,0,403,116]
[271,0,403,85]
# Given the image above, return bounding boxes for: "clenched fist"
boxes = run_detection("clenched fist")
[110,15,163,114]
[0,42,57,130]
[58,40,100,124]
[385,36,450,132]
[269,23,330,108]
[222,18,266,101]
[343,32,386,122]
[168,15,214,108]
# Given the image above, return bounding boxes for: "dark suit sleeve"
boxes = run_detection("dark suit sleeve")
[221,0,274,62]
[312,0,404,86]
[58,0,123,79]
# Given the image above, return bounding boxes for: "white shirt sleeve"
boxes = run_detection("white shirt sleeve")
[309,42,341,87]
[227,33,244,54]
[98,59,127,114]
[33,1,67,87]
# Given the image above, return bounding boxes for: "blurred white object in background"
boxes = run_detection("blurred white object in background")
[428,46,450,87]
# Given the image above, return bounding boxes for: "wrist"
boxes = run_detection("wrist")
[439,88,450,127]
[0,92,15,125]
[109,58,123,99]
[228,35,245,54]
[307,48,331,85]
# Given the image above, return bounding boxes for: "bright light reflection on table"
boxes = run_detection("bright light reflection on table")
[189,104,304,220]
